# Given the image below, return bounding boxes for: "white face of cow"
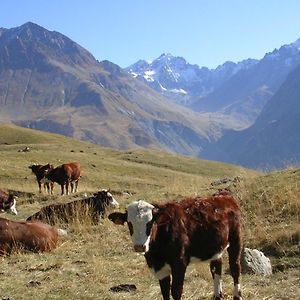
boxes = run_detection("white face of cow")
[101,189,119,209]
[3,198,18,215]
[126,200,154,253]
[10,199,18,215]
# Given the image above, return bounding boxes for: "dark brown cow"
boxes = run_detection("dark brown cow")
[109,191,243,300]
[28,163,54,194]
[27,189,119,225]
[44,162,81,195]
[0,217,59,255]
[0,189,18,215]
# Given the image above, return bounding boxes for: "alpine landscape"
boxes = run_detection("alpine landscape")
[0,3,299,299]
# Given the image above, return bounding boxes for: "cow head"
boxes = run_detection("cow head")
[95,189,119,209]
[28,163,39,172]
[109,200,156,253]
[2,194,18,215]
[29,163,53,176]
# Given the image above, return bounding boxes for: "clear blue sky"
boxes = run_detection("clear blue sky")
[1,0,300,68]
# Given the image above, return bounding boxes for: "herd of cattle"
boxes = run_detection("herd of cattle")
[28,162,81,195]
[0,161,243,300]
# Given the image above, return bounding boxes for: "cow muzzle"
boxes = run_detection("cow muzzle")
[134,244,146,253]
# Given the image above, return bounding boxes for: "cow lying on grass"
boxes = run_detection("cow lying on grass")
[0,188,18,215]
[27,189,119,225]
[0,218,61,255]
[109,190,243,300]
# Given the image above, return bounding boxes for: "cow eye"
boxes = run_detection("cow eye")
[127,222,133,236]
[146,221,153,236]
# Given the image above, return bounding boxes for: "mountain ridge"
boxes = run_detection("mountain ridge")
[0,22,229,157]
[200,63,300,170]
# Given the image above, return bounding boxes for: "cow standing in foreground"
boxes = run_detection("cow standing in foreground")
[109,190,243,300]
[27,189,119,225]
[28,163,54,194]
[0,189,18,215]
[0,217,59,255]
[44,162,81,195]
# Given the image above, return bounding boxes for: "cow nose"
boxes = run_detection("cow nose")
[134,245,146,253]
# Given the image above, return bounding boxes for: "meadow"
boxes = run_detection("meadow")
[0,124,299,299]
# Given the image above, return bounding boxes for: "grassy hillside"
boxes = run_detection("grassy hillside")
[0,124,299,299]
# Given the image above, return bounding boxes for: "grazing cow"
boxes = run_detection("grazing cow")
[28,163,54,194]
[0,189,18,215]
[44,162,81,195]
[109,191,243,300]
[0,217,59,255]
[27,189,119,225]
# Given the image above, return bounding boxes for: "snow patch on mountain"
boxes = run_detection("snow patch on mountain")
[125,53,258,105]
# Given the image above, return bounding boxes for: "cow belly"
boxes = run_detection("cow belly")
[190,244,229,263]
[151,263,171,280]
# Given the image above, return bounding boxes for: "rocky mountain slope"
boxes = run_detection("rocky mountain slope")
[192,38,300,125]
[126,53,257,106]
[200,63,300,170]
[1,22,300,169]
[127,39,300,127]
[0,22,228,156]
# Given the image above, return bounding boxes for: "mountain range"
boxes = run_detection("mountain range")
[0,22,225,156]
[200,63,300,170]
[1,22,300,169]
[127,40,300,127]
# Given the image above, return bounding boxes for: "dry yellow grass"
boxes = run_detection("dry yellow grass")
[0,125,299,299]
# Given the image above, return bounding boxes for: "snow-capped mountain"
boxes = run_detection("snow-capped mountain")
[126,53,258,105]
[192,37,300,119]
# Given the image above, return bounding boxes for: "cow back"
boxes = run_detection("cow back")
[47,162,80,185]
[0,218,58,254]
[0,189,8,203]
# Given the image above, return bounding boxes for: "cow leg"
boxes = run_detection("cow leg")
[70,182,74,193]
[65,182,70,195]
[45,183,49,194]
[210,259,223,299]
[61,184,64,195]
[159,276,171,300]
[74,180,78,193]
[50,182,54,195]
[38,181,42,193]
[228,232,242,300]
[171,264,186,300]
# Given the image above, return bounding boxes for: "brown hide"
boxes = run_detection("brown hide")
[46,162,81,195]
[0,218,58,255]
[109,190,243,300]
[28,163,54,194]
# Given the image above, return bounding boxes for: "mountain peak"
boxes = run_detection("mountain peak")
[21,21,42,29]
[17,21,48,36]
[158,53,173,58]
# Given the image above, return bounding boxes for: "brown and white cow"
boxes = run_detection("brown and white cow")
[0,217,59,255]
[109,191,243,300]
[28,163,54,194]
[27,189,119,225]
[0,189,18,215]
[44,162,81,195]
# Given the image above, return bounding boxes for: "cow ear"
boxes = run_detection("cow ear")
[108,212,127,225]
